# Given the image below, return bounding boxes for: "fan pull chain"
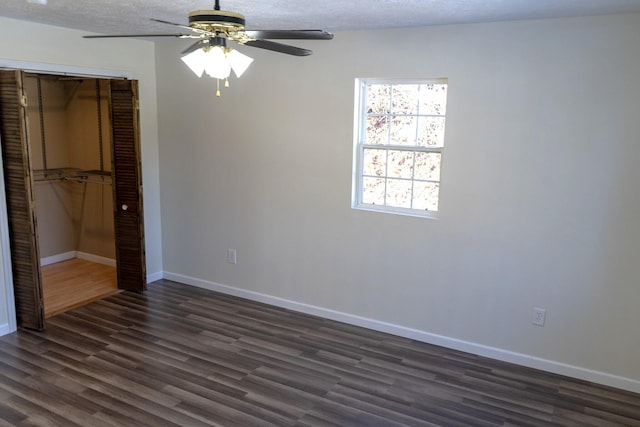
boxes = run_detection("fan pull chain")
[215,78,229,97]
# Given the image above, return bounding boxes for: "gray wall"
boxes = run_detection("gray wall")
[156,14,640,391]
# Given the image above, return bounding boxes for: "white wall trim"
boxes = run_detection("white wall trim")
[40,251,117,268]
[146,271,163,283]
[0,59,132,79]
[0,135,16,336]
[163,270,640,394]
[39,250,163,284]
[76,252,117,267]
[0,323,12,336]
[40,251,76,266]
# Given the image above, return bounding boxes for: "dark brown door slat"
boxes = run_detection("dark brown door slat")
[110,79,146,291]
[0,70,44,330]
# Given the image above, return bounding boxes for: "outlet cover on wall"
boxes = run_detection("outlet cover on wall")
[227,249,237,264]
[533,307,546,326]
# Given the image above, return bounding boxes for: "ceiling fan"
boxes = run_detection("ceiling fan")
[84,0,333,95]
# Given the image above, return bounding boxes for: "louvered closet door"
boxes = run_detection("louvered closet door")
[110,80,146,291]
[0,70,44,330]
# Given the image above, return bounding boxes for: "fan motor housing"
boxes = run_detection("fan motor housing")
[188,10,246,33]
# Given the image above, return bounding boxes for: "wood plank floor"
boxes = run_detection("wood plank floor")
[41,258,118,318]
[1,279,639,426]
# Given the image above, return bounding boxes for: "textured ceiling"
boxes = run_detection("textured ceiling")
[2,0,640,35]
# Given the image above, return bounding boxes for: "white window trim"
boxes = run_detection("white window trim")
[352,78,447,219]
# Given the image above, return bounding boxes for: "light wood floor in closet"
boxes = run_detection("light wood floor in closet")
[41,258,118,318]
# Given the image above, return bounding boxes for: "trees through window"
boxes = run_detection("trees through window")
[353,79,448,218]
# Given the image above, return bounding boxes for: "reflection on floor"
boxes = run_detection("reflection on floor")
[42,258,118,318]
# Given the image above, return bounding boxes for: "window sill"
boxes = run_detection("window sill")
[352,204,439,220]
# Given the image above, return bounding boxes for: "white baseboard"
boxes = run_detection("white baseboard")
[40,251,116,268]
[39,253,162,286]
[146,271,163,283]
[76,252,116,267]
[0,322,14,337]
[40,251,76,266]
[162,270,640,395]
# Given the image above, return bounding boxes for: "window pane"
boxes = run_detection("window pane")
[386,179,412,208]
[363,149,387,177]
[390,115,417,146]
[388,150,414,179]
[413,181,439,211]
[362,177,385,205]
[391,84,419,114]
[366,115,389,145]
[417,116,446,147]
[414,152,441,181]
[418,84,447,115]
[366,84,391,114]
[355,79,447,217]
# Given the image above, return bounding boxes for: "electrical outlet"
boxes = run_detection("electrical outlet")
[227,249,237,264]
[533,307,546,326]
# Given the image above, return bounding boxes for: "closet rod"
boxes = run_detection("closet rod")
[63,177,112,186]
[32,167,77,182]
[33,176,62,183]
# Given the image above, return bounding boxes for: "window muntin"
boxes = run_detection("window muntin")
[353,79,448,218]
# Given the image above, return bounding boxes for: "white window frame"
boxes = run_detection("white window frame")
[352,78,447,219]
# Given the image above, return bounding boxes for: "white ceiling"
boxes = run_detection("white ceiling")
[2,0,640,35]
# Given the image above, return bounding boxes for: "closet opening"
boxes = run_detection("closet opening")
[0,70,146,330]
[27,74,118,318]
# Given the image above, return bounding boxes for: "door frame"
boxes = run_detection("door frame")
[0,60,137,331]
[0,132,17,335]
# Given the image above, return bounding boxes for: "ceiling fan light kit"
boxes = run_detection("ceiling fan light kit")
[180,36,254,96]
[84,0,333,97]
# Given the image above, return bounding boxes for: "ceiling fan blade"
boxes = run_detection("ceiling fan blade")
[83,33,189,38]
[150,18,215,37]
[243,30,333,40]
[243,39,312,56]
[150,18,195,32]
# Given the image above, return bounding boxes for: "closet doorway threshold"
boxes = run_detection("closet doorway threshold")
[42,258,119,318]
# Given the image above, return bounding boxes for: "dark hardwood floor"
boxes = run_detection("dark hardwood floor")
[1,279,639,426]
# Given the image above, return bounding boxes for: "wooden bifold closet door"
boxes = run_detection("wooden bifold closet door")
[110,79,146,292]
[0,70,44,330]
[0,71,146,330]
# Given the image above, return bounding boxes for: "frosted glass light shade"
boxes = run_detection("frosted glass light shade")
[181,48,207,77]
[227,49,253,78]
[204,46,232,79]
[181,45,253,81]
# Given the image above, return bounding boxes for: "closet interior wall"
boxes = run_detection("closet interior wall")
[25,75,115,266]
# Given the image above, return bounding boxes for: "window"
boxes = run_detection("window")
[352,78,448,218]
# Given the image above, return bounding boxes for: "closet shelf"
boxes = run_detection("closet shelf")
[76,169,112,177]
[33,168,80,182]
[33,168,112,184]
[70,169,113,185]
